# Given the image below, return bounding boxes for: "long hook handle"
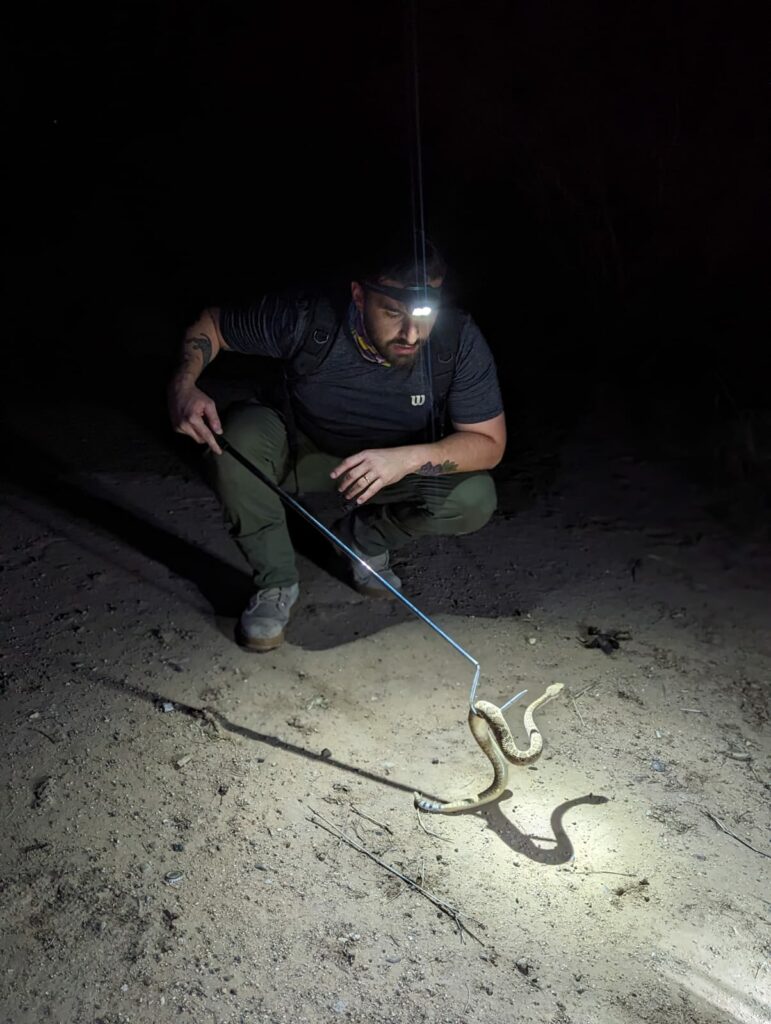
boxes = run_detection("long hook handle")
[219,436,483,689]
[219,436,529,715]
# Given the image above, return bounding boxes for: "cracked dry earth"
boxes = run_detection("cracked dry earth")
[1,399,770,1024]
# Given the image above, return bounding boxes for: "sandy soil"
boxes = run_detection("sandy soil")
[1,394,770,1024]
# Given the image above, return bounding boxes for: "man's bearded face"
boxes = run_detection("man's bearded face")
[359,278,442,366]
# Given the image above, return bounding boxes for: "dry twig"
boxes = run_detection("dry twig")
[570,696,586,728]
[28,727,58,744]
[575,870,637,877]
[308,807,483,943]
[748,763,764,786]
[415,805,449,841]
[572,682,602,701]
[350,804,393,835]
[703,809,771,859]
[462,981,471,1014]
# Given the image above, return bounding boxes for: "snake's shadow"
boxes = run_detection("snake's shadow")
[460,792,610,864]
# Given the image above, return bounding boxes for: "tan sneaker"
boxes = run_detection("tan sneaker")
[237,584,299,651]
[330,516,403,599]
[350,548,402,599]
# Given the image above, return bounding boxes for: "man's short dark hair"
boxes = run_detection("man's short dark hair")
[355,225,448,285]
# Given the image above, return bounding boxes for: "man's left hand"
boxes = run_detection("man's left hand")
[330,448,413,505]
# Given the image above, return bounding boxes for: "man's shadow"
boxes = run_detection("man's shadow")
[0,424,410,637]
[1,427,253,616]
[0,388,544,649]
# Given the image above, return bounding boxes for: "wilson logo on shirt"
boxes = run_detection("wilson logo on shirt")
[410,394,426,406]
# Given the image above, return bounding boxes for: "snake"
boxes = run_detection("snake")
[414,683,565,814]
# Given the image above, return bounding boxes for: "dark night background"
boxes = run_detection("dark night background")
[4,0,769,522]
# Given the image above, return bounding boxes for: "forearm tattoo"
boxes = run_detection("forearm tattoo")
[184,333,213,368]
[417,460,459,476]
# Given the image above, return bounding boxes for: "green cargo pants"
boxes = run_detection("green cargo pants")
[208,402,497,588]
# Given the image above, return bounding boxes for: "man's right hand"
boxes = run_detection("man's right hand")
[169,383,224,455]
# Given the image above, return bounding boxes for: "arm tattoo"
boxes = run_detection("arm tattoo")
[417,460,459,476]
[185,333,213,368]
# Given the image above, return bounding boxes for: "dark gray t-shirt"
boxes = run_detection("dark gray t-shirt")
[219,292,503,457]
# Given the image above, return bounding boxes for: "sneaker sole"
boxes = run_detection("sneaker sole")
[236,626,287,652]
[235,602,296,652]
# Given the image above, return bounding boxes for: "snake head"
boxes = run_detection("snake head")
[545,682,565,700]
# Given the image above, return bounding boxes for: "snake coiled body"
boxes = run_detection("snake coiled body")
[414,683,564,814]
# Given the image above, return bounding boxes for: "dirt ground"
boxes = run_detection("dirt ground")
[1,393,770,1024]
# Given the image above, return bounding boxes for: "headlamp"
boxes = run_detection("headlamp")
[364,281,442,318]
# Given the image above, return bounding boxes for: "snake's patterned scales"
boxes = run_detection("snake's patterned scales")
[414,683,565,813]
